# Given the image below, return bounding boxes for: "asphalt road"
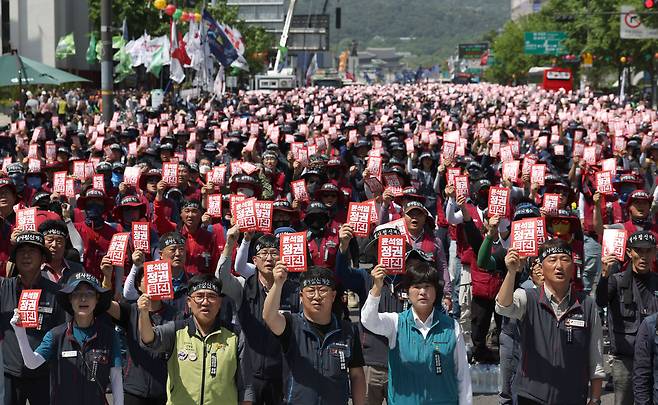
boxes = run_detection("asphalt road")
[474,392,614,404]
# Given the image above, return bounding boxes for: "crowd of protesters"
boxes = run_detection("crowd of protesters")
[1,82,658,405]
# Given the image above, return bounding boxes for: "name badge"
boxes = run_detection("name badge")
[565,318,585,328]
[61,350,77,358]
[38,306,53,314]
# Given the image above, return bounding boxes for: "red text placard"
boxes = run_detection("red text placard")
[162,162,179,186]
[542,193,561,212]
[123,166,141,186]
[107,232,130,266]
[280,232,308,272]
[602,229,627,261]
[16,208,36,231]
[502,160,520,182]
[510,218,539,257]
[378,235,406,274]
[455,175,470,200]
[446,168,461,187]
[255,200,274,233]
[144,260,174,300]
[291,179,309,202]
[347,202,372,237]
[367,156,383,179]
[596,171,614,194]
[54,171,67,194]
[132,222,150,253]
[487,187,510,218]
[235,198,258,232]
[93,174,105,192]
[207,194,223,218]
[18,289,41,328]
[530,164,546,186]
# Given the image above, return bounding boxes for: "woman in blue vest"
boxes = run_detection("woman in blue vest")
[361,260,472,405]
[10,272,124,405]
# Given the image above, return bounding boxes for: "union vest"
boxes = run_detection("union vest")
[388,308,459,405]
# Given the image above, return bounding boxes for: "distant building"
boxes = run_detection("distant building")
[358,47,406,83]
[511,0,547,21]
[0,0,95,73]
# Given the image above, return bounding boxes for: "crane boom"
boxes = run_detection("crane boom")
[274,0,297,72]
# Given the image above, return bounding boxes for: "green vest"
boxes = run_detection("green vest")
[388,308,459,405]
[167,325,239,405]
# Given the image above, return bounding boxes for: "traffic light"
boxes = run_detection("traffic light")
[646,0,655,9]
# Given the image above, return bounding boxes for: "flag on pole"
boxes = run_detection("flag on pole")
[170,20,190,84]
[306,54,318,86]
[276,45,288,72]
[213,65,225,97]
[147,45,165,77]
[55,33,76,59]
[86,33,97,64]
[122,18,129,41]
[202,9,240,67]
[113,36,133,83]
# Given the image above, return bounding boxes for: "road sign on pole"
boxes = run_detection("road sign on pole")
[620,6,658,39]
[524,32,567,55]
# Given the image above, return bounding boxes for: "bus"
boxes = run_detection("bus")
[527,67,573,92]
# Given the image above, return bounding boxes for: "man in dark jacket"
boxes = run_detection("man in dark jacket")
[216,224,301,405]
[597,231,658,405]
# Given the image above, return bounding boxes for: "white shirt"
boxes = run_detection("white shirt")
[361,293,472,405]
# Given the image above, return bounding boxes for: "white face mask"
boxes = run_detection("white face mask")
[199,165,211,175]
[237,187,254,197]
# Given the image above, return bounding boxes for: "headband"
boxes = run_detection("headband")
[301,277,336,289]
[538,246,572,262]
[188,281,221,295]
[42,228,67,237]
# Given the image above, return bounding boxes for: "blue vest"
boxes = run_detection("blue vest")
[388,308,459,405]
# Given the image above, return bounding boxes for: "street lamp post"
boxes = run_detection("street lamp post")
[100,0,113,124]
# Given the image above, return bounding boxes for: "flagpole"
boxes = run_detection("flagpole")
[100,0,114,124]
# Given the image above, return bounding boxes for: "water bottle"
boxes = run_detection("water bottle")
[469,364,480,393]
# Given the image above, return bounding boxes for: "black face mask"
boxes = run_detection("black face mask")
[84,205,105,228]
[273,220,289,230]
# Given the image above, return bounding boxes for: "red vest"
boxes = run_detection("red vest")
[457,203,504,300]
[308,228,339,270]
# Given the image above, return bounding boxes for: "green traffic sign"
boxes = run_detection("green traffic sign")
[524,32,567,55]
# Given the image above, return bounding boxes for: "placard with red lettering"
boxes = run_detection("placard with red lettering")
[596,171,614,194]
[229,194,247,218]
[583,146,597,165]
[45,142,56,160]
[241,161,259,175]
[65,178,76,198]
[107,232,130,266]
[573,142,584,157]
[230,160,243,176]
[123,166,140,186]
[502,161,520,182]
[255,200,274,233]
[93,174,105,192]
[378,235,406,274]
[500,145,513,163]
[73,161,86,179]
[530,164,546,186]
[28,158,41,173]
[382,173,403,196]
[442,141,456,160]
[18,289,41,328]
[28,143,38,159]
[209,165,227,186]
[367,156,383,180]
[291,179,309,202]
[162,162,179,186]
[510,218,539,257]
[613,136,627,153]
[207,194,222,217]
[542,193,561,212]
[455,175,470,200]
[602,228,627,261]
[54,171,67,194]
[602,158,617,176]
[536,217,547,245]
[235,198,258,232]
[131,222,150,253]
[447,168,461,187]
[554,144,565,156]
[487,187,510,217]
[16,208,36,231]
[144,260,174,300]
[186,148,196,164]
[347,202,372,237]
[364,176,384,195]
[280,232,308,273]
[522,156,537,176]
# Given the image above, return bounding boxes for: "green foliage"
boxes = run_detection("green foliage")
[87,0,274,74]
[326,0,510,66]
[485,0,658,84]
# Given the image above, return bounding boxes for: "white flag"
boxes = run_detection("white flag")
[170,21,185,83]
[213,65,225,97]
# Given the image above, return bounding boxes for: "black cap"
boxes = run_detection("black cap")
[57,272,112,316]
[158,232,186,250]
[10,231,51,262]
[628,231,657,249]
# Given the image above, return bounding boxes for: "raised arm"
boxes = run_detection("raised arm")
[262,261,289,336]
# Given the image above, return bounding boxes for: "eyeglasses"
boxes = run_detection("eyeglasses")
[257,251,280,259]
[71,291,97,300]
[303,287,331,298]
[163,245,186,253]
[190,293,220,304]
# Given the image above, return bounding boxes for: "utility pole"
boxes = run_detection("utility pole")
[100,0,113,124]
